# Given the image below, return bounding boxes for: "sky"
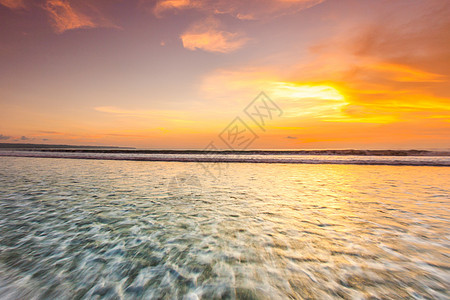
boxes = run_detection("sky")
[0,0,449,149]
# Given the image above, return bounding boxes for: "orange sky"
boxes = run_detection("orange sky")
[0,0,449,149]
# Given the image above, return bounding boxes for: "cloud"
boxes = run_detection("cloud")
[365,62,446,83]
[37,130,65,135]
[95,106,157,116]
[43,0,95,33]
[180,17,248,53]
[332,4,450,121]
[200,67,349,120]
[199,0,450,136]
[20,135,30,140]
[0,134,11,140]
[151,0,324,20]
[95,106,186,119]
[288,1,450,130]
[42,0,117,34]
[0,0,26,10]
[153,0,191,16]
[285,136,297,139]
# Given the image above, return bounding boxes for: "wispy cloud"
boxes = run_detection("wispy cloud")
[367,62,446,83]
[152,0,324,20]
[0,0,26,10]
[35,130,66,136]
[42,0,117,34]
[43,0,95,33]
[153,0,192,17]
[0,134,11,140]
[95,106,185,119]
[181,17,248,53]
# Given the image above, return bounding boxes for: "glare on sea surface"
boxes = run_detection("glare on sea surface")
[0,157,449,299]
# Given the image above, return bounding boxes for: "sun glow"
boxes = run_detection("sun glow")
[0,0,449,148]
[269,82,345,101]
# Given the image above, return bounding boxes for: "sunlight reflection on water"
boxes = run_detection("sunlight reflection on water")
[0,157,449,299]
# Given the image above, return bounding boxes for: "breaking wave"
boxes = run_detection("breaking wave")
[1,151,449,166]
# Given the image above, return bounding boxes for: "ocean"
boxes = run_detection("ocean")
[0,156,449,299]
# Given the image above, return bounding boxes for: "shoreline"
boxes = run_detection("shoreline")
[1,151,449,167]
[1,148,450,156]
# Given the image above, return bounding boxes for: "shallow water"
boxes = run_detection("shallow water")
[0,157,449,299]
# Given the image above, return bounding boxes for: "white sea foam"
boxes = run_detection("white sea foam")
[0,150,449,166]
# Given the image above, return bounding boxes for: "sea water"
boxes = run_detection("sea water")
[0,157,449,299]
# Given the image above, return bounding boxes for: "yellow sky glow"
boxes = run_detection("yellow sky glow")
[0,0,449,149]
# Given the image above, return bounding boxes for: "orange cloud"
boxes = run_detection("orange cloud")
[0,0,25,10]
[95,106,181,117]
[200,0,450,134]
[366,62,446,83]
[181,17,248,53]
[283,2,450,126]
[43,0,95,33]
[153,0,191,16]
[200,67,354,124]
[42,0,117,34]
[152,0,324,19]
[94,106,200,126]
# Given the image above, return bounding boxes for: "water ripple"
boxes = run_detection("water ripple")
[0,157,449,299]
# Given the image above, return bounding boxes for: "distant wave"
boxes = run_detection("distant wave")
[1,151,449,166]
[8,148,450,156]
